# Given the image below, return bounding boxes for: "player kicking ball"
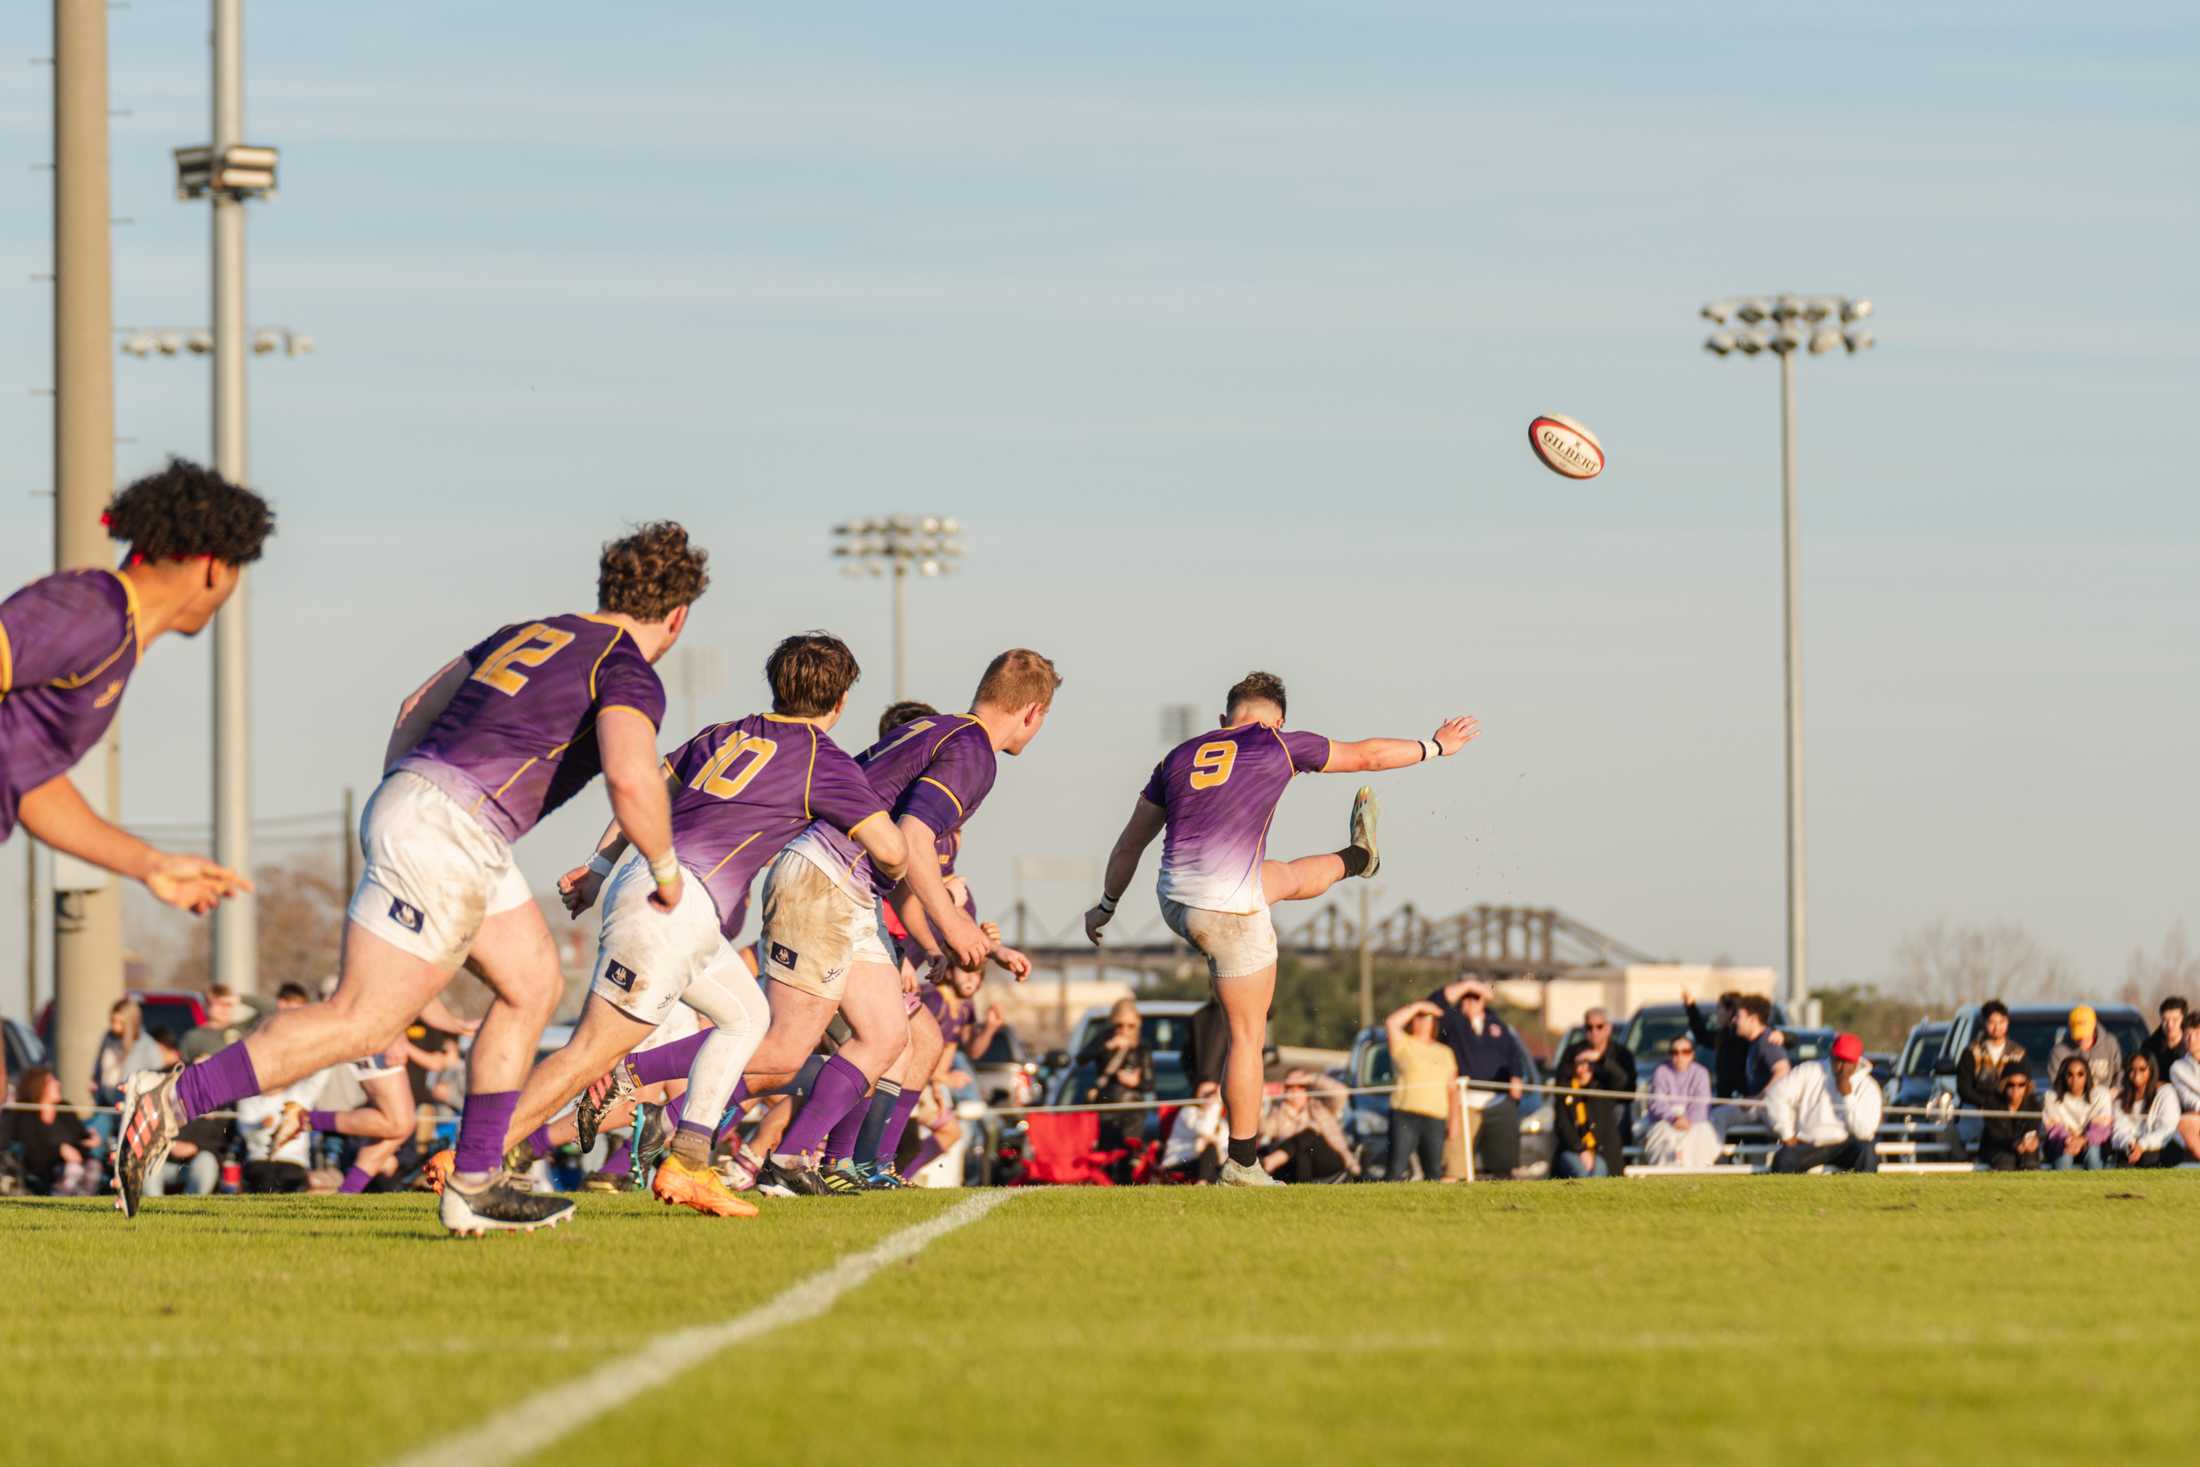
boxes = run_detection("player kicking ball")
[430,632,909,1218]
[117,523,710,1234]
[1085,671,1478,1187]
[0,459,270,913]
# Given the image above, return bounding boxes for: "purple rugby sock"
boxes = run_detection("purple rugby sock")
[527,1125,554,1157]
[629,1031,711,1088]
[454,1090,519,1174]
[823,1088,872,1163]
[874,1086,924,1166]
[308,1109,338,1134]
[776,1055,869,1159]
[601,1138,632,1176]
[906,1134,943,1177]
[340,1166,374,1194]
[175,1042,259,1121]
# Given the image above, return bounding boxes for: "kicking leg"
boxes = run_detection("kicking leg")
[1260,788,1381,905]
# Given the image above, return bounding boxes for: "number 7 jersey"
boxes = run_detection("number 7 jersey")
[395,613,667,844]
[1141,724,1332,915]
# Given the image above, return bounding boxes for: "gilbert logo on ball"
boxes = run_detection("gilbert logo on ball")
[1527,413,1605,479]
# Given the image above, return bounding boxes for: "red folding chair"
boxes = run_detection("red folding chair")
[1018,1111,1116,1185]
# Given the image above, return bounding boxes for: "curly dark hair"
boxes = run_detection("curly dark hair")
[597,521,709,620]
[763,632,861,718]
[878,699,938,739]
[1224,670,1288,721]
[103,458,274,565]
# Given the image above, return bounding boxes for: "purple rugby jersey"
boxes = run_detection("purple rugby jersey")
[0,569,141,842]
[395,613,666,843]
[1141,723,1332,914]
[787,713,997,900]
[662,712,888,938]
[920,984,977,1048]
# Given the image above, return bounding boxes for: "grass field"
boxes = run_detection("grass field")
[8,1175,2198,1466]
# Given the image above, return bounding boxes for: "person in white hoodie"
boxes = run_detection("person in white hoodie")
[2110,1052,2185,1168]
[1764,1032,1880,1174]
[2168,1025,2200,1161]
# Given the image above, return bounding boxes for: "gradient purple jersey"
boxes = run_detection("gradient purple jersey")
[0,570,140,842]
[663,712,889,938]
[788,713,997,900]
[920,983,977,1048]
[395,613,665,843]
[1141,723,1331,914]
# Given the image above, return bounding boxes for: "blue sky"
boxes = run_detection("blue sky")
[4,1,2196,1013]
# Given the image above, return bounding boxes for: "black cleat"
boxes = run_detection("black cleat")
[758,1157,840,1197]
[439,1171,575,1235]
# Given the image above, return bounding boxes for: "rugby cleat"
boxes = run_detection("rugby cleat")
[268,1100,311,1155]
[114,1067,184,1219]
[757,1156,838,1197]
[581,1170,630,1193]
[439,1171,575,1236]
[421,1148,456,1195]
[855,1161,906,1190]
[574,1061,636,1152]
[650,1154,759,1219]
[821,1162,869,1196]
[1349,786,1380,879]
[715,1145,763,1193]
[632,1102,673,1174]
[1219,1158,1285,1188]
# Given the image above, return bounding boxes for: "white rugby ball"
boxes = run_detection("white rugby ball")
[1527,413,1605,480]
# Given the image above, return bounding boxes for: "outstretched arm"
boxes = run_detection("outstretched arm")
[1085,798,1166,944]
[1321,716,1480,774]
[17,776,250,915]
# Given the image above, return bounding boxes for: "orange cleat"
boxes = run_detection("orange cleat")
[651,1154,759,1219]
[420,1148,455,1195]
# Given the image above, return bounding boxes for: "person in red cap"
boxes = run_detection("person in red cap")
[1762,1031,1882,1174]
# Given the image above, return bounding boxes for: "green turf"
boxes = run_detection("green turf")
[7,1176,2197,1465]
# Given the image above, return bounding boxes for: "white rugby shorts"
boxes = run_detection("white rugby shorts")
[1160,898,1279,980]
[586,855,728,1028]
[345,771,533,970]
[759,848,895,1001]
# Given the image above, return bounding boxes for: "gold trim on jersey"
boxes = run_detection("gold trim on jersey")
[917,775,965,818]
[0,618,13,697]
[845,809,892,840]
[703,830,763,883]
[800,725,819,819]
[585,624,626,702]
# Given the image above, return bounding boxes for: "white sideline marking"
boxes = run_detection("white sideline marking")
[386,1189,1019,1467]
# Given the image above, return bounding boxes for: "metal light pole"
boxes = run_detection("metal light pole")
[49,0,125,1109]
[176,0,280,994]
[1701,294,1876,1015]
[829,517,965,700]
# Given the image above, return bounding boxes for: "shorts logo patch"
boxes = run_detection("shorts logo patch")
[604,960,638,992]
[769,942,799,971]
[824,963,847,986]
[388,898,425,934]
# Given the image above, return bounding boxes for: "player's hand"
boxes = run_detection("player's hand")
[993,944,1032,982]
[143,853,253,915]
[648,871,683,914]
[902,963,920,996]
[979,920,1002,945]
[939,909,990,972]
[557,865,605,918]
[1083,904,1114,945]
[1431,715,1481,757]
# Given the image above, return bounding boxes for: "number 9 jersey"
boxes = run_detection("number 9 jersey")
[1140,724,1331,915]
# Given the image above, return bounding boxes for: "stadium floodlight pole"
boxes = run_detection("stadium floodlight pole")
[49,0,126,1110]
[829,516,965,700]
[177,0,281,994]
[1701,294,1876,1016]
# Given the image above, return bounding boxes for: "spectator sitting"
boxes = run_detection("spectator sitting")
[2041,1054,2110,1170]
[1079,999,1155,1099]
[2111,1053,2185,1169]
[2048,1006,2123,1100]
[236,1086,312,1193]
[1552,1051,1621,1178]
[1643,1035,1719,1167]
[2141,996,2188,1090]
[3,1066,102,1195]
[1427,976,1532,1178]
[1383,1000,1460,1182]
[2170,1025,2200,1161]
[1161,1080,1228,1184]
[1680,987,1751,1099]
[1259,1070,1359,1183]
[1978,1068,2043,1172]
[1764,1032,1880,1174]
[1954,999,2025,1156]
[147,1058,234,1197]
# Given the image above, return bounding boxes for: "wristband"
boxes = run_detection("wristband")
[1097,893,1119,914]
[586,854,615,878]
[648,848,681,889]
[1419,738,1443,763]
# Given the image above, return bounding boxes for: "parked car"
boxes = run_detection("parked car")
[1887,1021,1949,1110]
[4,1017,47,1076]
[38,989,208,1057]
[1340,1024,1555,1180]
[966,1022,1038,1108]
[1040,999,1206,1110]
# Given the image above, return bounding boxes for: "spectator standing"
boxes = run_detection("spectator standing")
[1977,1069,2043,1172]
[2111,1053,2185,1168]
[1428,977,1531,1178]
[1558,1007,1639,1140]
[1078,999,1156,1098]
[1681,988,1751,1099]
[1764,1033,1880,1174]
[2169,1025,2200,1160]
[2048,1006,2123,1100]
[180,983,269,1062]
[1644,1035,1719,1167]
[1732,995,1791,1097]
[2141,998,2188,1089]
[2041,1055,2110,1170]
[1552,1051,1621,1178]
[1259,1070,1359,1183]
[1383,1000,1460,1182]
[1161,1080,1228,1183]
[3,1066,100,1194]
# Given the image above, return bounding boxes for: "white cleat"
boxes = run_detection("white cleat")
[1349,786,1380,879]
[438,1171,576,1236]
[115,1067,184,1219]
[1219,1159,1284,1188]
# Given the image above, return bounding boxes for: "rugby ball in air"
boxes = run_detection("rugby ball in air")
[1527,413,1605,480]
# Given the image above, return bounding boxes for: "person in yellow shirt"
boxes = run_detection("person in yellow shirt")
[1385,1000,1462,1181]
